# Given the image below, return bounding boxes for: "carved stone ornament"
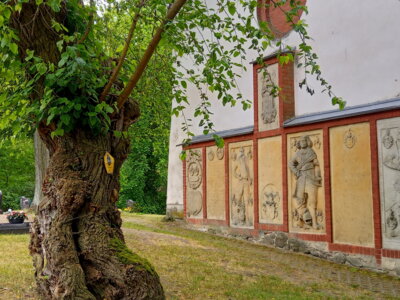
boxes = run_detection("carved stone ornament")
[377,119,400,246]
[343,128,357,149]
[187,190,203,217]
[383,135,400,171]
[231,146,254,227]
[208,149,215,161]
[187,150,202,190]
[259,68,278,125]
[382,128,394,149]
[261,184,280,221]
[216,147,224,160]
[313,136,322,150]
[288,135,323,230]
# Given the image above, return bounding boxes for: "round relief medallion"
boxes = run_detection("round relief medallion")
[257,0,306,39]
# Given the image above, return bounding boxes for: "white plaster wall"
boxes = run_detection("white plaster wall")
[289,0,400,115]
[167,0,400,213]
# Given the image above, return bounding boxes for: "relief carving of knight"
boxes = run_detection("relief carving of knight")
[288,135,322,230]
[231,147,253,227]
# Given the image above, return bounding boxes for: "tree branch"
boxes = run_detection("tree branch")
[99,0,147,103]
[77,0,95,45]
[117,0,188,109]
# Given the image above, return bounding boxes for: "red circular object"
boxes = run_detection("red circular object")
[257,0,306,39]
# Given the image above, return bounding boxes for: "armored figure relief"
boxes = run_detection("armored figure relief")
[231,147,253,227]
[289,135,322,230]
[260,68,277,125]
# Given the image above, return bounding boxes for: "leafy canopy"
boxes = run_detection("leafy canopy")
[0,0,343,143]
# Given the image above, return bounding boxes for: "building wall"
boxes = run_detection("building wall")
[167,0,400,216]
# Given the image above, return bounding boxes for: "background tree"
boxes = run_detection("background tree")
[0,138,35,211]
[0,0,339,299]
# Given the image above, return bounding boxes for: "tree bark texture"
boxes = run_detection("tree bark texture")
[10,1,165,299]
[30,103,164,300]
[32,130,50,209]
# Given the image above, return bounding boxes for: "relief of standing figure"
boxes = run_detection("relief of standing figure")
[232,147,253,226]
[289,135,322,229]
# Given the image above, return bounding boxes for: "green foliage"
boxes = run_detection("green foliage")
[118,59,173,214]
[0,0,342,142]
[0,138,35,211]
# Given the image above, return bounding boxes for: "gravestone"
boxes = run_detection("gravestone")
[126,199,135,209]
[20,196,31,210]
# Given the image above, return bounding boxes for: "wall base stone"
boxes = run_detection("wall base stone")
[186,222,400,277]
[166,204,184,219]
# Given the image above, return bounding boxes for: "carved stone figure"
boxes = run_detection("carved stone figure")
[260,68,277,125]
[343,128,356,149]
[261,184,279,221]
[288,135,322,230]
[383,133,400,171]
[187,150,202,190]
[186,149,203,218]
[382,128,394,149]
[216,147,224,160]
[231,147,253,227]
[208,149,215,161]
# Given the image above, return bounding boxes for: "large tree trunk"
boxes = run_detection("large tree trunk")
[10,2,165,298]
[32,130,50,209]
[29,106,164,299]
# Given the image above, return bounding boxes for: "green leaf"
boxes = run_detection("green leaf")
[9,43,18,55]
[51,128,64,138]
[227,2,236,15]
[213,134,224,148]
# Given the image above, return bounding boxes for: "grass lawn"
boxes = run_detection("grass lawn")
[1,213,400,299]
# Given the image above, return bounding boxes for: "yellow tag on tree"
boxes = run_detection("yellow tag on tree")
[104,152,115,174]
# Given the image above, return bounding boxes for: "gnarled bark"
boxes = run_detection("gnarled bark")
[29,101,164,299]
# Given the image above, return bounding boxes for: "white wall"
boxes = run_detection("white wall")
[167,0,400,213]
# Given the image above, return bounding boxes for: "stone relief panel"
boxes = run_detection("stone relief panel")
[258,63,280,132]
[206,146,226,220]
[378,117,400,250]
[186,149,203,218]
[330,123,374,247]
[229,141,254,228]
[287,131,325,233]
[258,136,283,224]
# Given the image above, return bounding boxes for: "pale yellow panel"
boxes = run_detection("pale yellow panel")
[330,123,374,247]
[287,130,325,234]
[186,148,203,218]
[206,146,226,220]
[229,140,254,228]
[258,136,283,224]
